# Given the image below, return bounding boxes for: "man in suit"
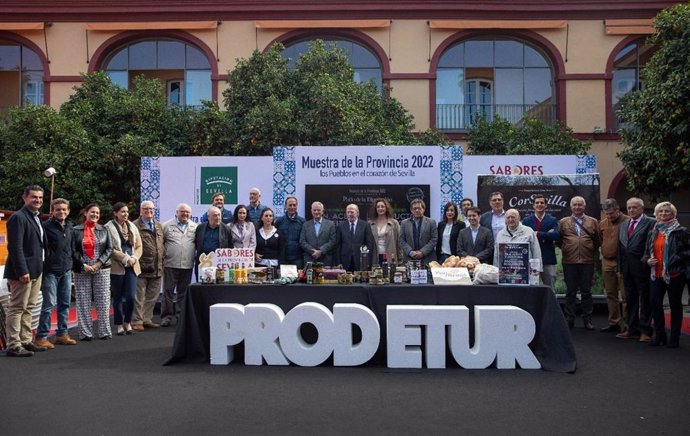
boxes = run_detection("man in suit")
[399,199,437,266]
[300,201,337,265]
[131,200,165,331]
[522,194,559,291]
[480,191,506,240]
[336,204,375,271]
[457,207,494,264]
[616,197,655,341]
[4,185,48,357]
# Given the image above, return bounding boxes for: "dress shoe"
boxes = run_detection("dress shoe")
[639,334,652,343]
[584,319,594,331]
[23,342,48,352]
[599,325,620,333]
[6,346,34,357]
[648,333,667,346]
[616,331,639,340]
[143,322,161,329]
[667,334,680,348]
[567,318,574,329]
[55,334,77,345]
[132,324,145,332]
[35,338,55,349]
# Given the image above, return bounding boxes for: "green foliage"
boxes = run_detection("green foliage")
[0,105,100,211]
[0,44,452,213]
[60,72,174,208]
[618,3,690,197]
[223,40,447,149]
[467,115,590,155]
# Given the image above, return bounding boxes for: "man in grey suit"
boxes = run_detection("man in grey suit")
[300,201,337,265]
[4,185,49,357]
[336,204,376,271]
[399,199,437,266]
[616,197,655,341]
[457,207,494,264]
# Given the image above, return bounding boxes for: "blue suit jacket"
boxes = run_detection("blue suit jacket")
[522,213,559,265]
[4,206,47,280]
[336,220,375,270]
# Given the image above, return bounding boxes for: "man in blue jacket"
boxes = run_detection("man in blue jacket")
[275,196,305,268]
[522,194,559,292]
[35,198,77,349]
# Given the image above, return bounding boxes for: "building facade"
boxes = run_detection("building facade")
[1,1,685,211]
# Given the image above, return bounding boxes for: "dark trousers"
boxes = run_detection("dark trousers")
[622,269,652,336]
[650,276,685,341]
[563,263,594,320]
[111,268,137,325]
[162,267,193,322]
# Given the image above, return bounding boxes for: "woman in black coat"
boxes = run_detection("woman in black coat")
[436,202,466,264]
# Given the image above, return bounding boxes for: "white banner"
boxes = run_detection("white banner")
[146,156,273,223]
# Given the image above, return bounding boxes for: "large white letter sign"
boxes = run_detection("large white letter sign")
[210,303,379,366]
[279,302,336,366]
[387,306,467,369]
[332,304,380,366]
[209,303,246,365]
[243,304,290,365]
[448,305,540,369]
[387,305,541,369]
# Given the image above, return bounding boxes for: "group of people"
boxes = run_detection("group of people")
[4,183,689,357]
[470,191,689,349]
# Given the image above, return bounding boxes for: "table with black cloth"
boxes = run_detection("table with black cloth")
[166,283,576,373]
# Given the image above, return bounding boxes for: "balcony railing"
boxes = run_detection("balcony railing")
[436,103,557,131]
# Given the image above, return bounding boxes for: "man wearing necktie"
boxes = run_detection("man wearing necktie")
[557,196,601,330]
[616,197,655,341]
[4,185,49,357]
[131,201,165,331]
[300,201,336,265]
[399,199,438,266]
[598,199,629,333]
[336,204,375,271]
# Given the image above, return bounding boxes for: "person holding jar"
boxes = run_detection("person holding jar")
[105,202,142,336]
[72,203,113,340]
[644,201,690,348]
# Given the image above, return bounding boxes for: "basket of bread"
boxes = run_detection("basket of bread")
[428,255,482,271]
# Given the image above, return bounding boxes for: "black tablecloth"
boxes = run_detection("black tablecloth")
[165,283,576,372]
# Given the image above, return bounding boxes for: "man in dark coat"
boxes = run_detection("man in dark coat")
[4,185,49,357]
[336,204,376,271]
